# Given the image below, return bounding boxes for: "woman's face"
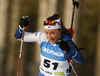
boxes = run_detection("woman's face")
[45,29,62,44]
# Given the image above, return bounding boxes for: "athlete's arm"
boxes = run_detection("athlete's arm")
[14,27,47,45]
[67,40,84,64]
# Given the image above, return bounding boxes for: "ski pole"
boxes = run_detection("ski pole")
[17,26,25,76]
[64,50,78,76]
[70,0,79,39]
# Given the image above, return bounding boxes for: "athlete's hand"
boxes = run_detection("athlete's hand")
[19,15,29,28]
[56,40,71,52]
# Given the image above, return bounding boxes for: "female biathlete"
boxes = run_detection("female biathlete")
[14,14,84,76]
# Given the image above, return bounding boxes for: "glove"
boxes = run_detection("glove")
[19,16,29,28]
[56,40,71,52]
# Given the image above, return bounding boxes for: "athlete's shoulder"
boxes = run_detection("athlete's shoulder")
[62,34,71,41]
[35,32,47,45]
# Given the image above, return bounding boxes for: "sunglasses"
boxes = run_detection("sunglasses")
[43,20,57,26]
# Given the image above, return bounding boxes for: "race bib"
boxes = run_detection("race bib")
[40,55,69,76]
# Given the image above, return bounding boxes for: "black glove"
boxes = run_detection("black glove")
[19,16,29,28]
[56,40,71,52]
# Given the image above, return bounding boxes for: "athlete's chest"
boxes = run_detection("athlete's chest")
[40,42,67,61]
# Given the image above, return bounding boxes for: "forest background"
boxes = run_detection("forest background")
[0,0,100,76]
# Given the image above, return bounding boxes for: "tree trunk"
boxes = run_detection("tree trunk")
[3,0,21,76]
[95,14,100,76]
[63,0,72,28]
[0,0,9,76]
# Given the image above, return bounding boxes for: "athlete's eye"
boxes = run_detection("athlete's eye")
[51,32,55,34]
[45,32,48,34]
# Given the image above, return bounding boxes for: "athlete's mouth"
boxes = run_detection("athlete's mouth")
[50,39,54,41]
[49,38,55,42]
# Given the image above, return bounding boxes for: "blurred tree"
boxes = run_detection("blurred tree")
[0,0,9,76]
[95,14,100,76]
[63,0,72,28]
[2,0,21,76]
[75,0,99,76]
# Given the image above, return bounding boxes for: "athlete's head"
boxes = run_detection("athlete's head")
[43,14,63,44]
[43,14,62,29]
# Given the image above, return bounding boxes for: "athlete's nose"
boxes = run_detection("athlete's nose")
[47,34,52,39]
